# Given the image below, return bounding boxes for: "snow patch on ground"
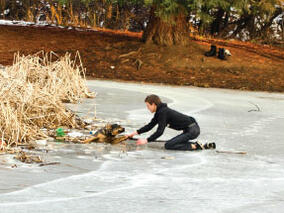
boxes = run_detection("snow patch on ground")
[0,19,98,32]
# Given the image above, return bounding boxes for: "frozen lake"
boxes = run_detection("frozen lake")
[1,80,284,213]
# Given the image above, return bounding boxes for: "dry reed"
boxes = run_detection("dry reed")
[0,51,94,150]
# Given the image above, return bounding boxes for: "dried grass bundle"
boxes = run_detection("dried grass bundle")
[0,52,94,149]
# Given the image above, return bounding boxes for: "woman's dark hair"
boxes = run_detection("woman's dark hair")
[145,94,161,105]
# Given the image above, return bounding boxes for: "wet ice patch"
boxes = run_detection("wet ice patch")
[67,132,84,137]
[77,155,92,160]
[232,115,281,137]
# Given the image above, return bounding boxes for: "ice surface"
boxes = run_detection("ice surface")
[0,80,284,213]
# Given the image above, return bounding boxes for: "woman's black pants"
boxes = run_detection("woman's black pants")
[164,123,200,151]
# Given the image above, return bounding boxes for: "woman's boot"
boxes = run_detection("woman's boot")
[205,45,217,57]
[218,48,226,60]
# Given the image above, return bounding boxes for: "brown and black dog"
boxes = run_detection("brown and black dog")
[83,123,127,144]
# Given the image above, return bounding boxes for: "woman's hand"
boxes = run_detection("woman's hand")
[127,131,138,138]
[136,138,148,145]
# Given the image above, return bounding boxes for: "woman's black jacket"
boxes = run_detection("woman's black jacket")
[137,103,197,142]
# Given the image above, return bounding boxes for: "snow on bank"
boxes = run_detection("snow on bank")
[0,19,98,32]
[0,19,48,27]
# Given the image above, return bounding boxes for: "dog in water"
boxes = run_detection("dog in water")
[83,123,127,144]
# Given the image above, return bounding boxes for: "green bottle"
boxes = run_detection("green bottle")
[56,128,66,137]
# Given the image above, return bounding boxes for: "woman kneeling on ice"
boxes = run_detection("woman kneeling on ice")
[127,94,215,150]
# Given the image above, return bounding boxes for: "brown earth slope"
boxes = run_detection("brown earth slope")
[0,25,284,92]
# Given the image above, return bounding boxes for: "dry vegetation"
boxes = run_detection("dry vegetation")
[0,51,94,152]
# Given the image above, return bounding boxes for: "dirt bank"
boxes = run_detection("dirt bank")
[0,24,284,92]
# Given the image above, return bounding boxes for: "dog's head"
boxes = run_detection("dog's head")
[104,123,125,136]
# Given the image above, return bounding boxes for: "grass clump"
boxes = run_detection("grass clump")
[0,51,94,151]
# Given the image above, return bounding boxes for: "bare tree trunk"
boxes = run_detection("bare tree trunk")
[142,6,190,46]
[0,0,6,19]
[229,13,253,39]
[281,16,284,41]
[210,8,225,36]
